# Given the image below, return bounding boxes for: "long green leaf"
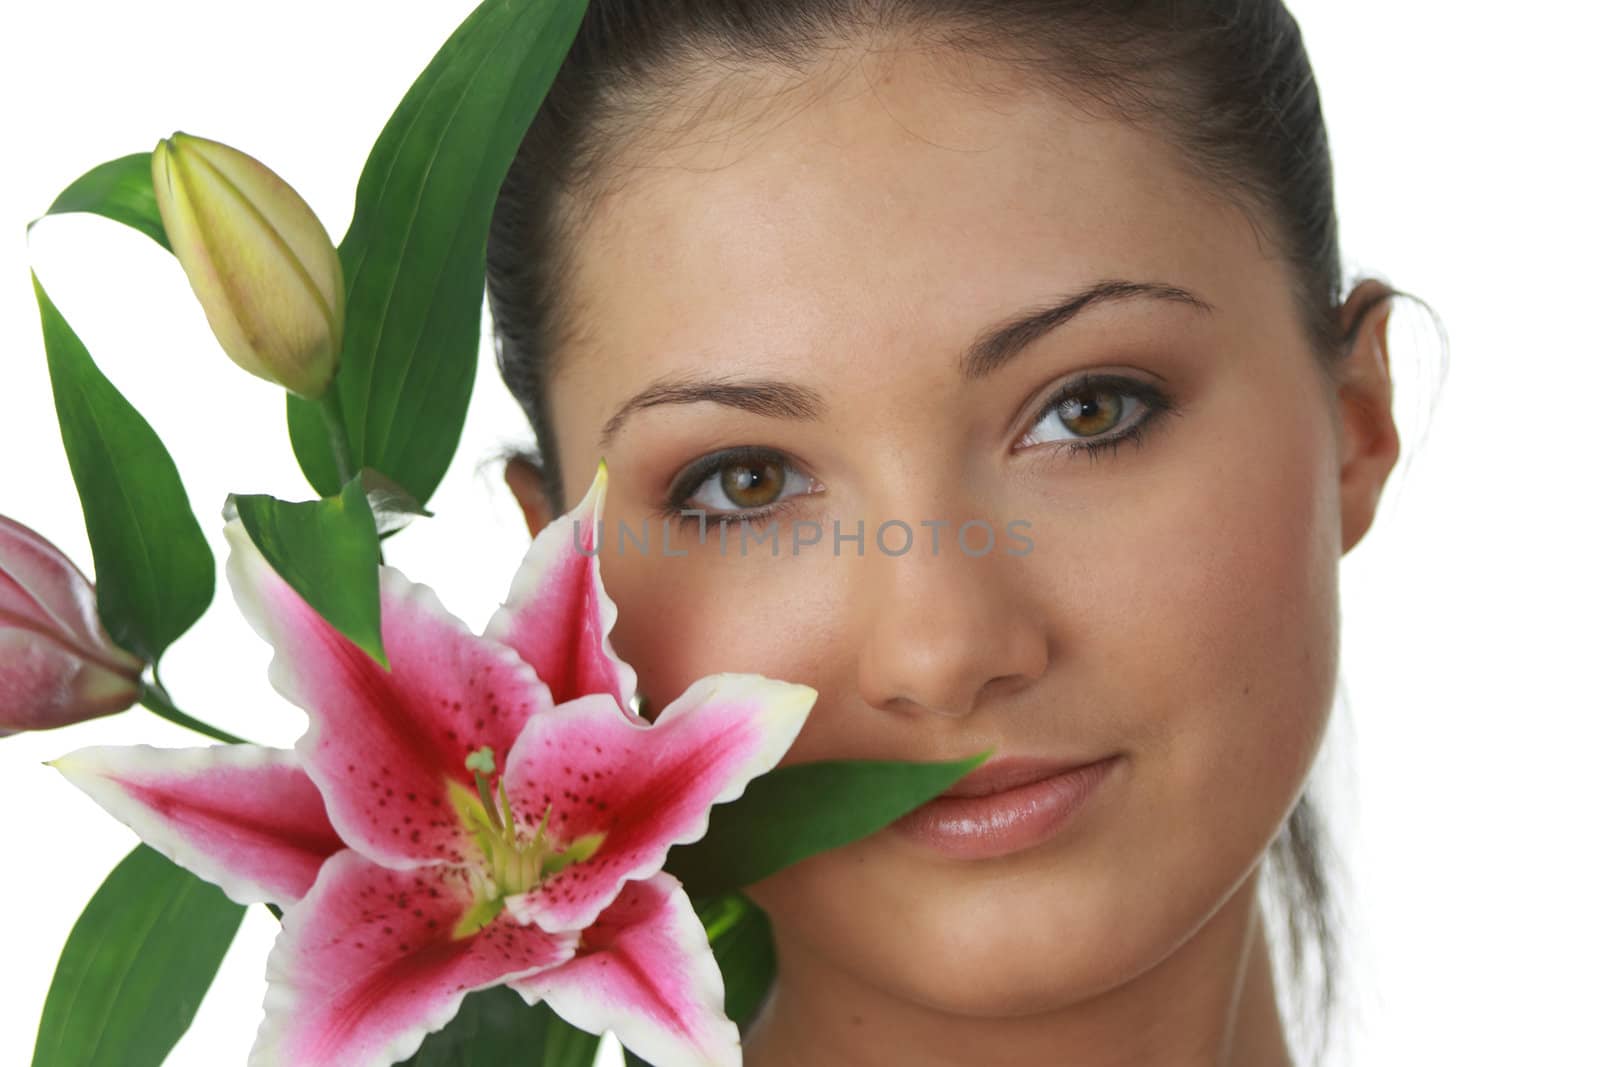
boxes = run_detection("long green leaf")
[400,987,548,1065]
[33,273,214,663]
[400,990,602,1066]
[665,750,993,898]
[31,845,245,1067]
[232,476,387,667]
[287,0,590,504]
[30,152,169,251]
[541,1014,602,1066]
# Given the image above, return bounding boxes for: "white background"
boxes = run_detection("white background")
[1,2,1595,1064]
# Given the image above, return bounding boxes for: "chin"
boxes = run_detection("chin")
[814,848,1156,1010]
[907,957,1112,1019]
[901,876,1145,1010]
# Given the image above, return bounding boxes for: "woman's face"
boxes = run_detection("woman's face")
[535,46,1390,1020]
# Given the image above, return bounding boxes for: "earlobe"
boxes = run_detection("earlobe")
[1334,283,1403,555]
[505,452,555,536]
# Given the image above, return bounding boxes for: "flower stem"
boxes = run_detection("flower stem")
[314,385,389,565]
[315,387,357,486]
[139,681,250,745]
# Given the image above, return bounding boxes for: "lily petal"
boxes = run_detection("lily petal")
[224,521,554,868]
[50,744,344,907]
[502,673,815,932]
[512,872,740,1067]
[251,850,578,1067]
[482,461,640,714]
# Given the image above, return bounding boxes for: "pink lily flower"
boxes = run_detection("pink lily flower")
[51,463,816,1067]
[1,514,145,735]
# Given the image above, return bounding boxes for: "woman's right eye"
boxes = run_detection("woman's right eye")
[666,447,819,521]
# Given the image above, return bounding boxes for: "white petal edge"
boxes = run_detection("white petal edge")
[51,743,321,907]
[516,872,741,1067]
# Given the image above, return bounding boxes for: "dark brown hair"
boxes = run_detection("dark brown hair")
[487,2,1406,1061]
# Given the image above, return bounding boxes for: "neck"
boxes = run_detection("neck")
[743,865,1294,1067]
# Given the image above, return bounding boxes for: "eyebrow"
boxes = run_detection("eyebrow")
[598,376,825,449]
[960,279,1214,380]
[597,278,1213,448]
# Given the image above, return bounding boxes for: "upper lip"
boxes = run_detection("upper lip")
[938,755,1115,799]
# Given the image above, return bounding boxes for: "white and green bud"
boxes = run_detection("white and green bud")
[151,132,344,399]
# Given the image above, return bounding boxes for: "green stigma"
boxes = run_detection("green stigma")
[465,746,496,775]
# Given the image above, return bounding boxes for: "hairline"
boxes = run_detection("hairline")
[543,30,1297,393]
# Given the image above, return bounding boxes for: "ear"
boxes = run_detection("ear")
[504,452,555,536]
[1334,280,1403,555]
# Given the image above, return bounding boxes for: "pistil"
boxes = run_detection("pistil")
[465,745,502,831]
[450,747,606,939]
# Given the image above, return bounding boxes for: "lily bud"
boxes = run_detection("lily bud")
[0,515,146,735]
[151,132,344,399]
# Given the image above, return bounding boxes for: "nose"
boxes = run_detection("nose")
[855,522,1049,719]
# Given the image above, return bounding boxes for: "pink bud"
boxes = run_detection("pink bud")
[0,515,146,735]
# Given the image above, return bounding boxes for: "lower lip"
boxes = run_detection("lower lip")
[889,757,1120,861]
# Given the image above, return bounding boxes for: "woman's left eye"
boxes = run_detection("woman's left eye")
[1016,375,1173,458]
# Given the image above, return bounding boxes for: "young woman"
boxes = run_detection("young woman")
[484,2,1404,1064]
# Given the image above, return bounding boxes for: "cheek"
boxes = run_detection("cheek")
[1085,367,1343,893]
[599,535,849,720]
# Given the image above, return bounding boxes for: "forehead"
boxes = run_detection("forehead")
[556,43,1268,393]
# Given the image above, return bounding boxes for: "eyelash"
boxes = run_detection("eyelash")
[655,444,809,530]
[653,374,1176,529]
[1021,372,1176,464]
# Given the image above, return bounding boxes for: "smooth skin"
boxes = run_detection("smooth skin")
[504,38,1399,1067]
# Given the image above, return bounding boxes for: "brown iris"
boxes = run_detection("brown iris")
[1057,388,1123,437]
[720,459,785,508]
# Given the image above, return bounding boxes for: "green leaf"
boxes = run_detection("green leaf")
[399,987,547,1065]
[541,1014,602,1066]
[30,152,169,251]
[31,845,245,1067]
[286,0,590,504]
[359,466,436,540]
[695,892,776,1030]
[664,749,994,898]
[232,476,387,667]
[399,991,601,1066]
[33,273,214,663]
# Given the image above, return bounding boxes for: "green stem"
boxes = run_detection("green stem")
[139,681,250,746]
[314,386,385,564]
[315,387,357,487]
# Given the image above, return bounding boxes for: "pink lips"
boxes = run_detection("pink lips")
[890,755,1120,860]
